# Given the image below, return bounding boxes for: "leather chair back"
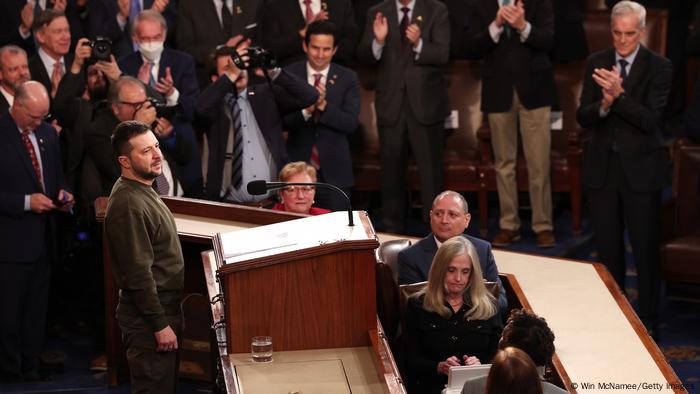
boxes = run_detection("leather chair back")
[376,239,412,342]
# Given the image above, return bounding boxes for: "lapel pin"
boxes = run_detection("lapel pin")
[416,15,423,24]
[321,2,328,11]
[236,6,243,14]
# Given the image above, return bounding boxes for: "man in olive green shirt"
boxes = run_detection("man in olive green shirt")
[104,120,184,393]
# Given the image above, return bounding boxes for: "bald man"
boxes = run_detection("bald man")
[0,81,73,382]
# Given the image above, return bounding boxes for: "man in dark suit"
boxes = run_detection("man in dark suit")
[0,45,31,114]
[177,0,264,86]
[262,0,358,66]
[576,1,671,334]
[0,81,74,382]
[196,41,319,203]
[86,76,190,197]
[466,0,557,248]
[89,0,178,60]
[28,10,74,98]
[283,21,360,211]
[119,10,203,197]
[357,0,450,233]
[397,190,507,312]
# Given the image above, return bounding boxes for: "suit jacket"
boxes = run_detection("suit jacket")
[466,0,556,112]
[28,53,75,97]
[89,0,178,59]
[0,95,9,115]
[176,0,263,83]
[196,69,319,200]
[261,0,359,66]
[283,61,360,188]
[0,0,84,56]
[397,233,507,312]
[118,47,200,121]
[551,0,588,63]
[0,112,66,262]
[357,0,450,126]
[576,46,672,192]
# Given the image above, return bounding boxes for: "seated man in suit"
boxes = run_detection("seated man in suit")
[0,45,31,114]
[461,309,567,394]
[398,190,507,312]
[196,39,318,204]
[283,20,360,211]
[119,9,203,197]
[86,76,191,197]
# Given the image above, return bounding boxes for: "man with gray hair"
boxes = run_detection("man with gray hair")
[0,81,73,382]
[0,45,31,113]
[397,190,507,312]
[118,9,203,197]
[576,0,671,336]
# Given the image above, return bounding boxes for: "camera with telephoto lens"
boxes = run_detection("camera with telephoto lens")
[82,36,112,63]
[146,98,179,120]
[232,46,277,70]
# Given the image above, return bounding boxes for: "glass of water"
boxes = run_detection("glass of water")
[251,336,273,363]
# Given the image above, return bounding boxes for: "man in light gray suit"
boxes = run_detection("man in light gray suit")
[357,0,449,233]
[461,309,568,394]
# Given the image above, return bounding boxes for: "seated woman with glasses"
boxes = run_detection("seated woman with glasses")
[404,236,502,394]
[272,161,330,215]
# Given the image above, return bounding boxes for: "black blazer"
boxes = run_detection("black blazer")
[176,0,263,82]
[465,0,556,112]
[261,0,359,66]
[0,94,9,115]
[397,233,507,312]
[0,112,67,262]
[196,69,319,200]
[283,61,360,188]
[28,53,75,97]
[576,46,672,192]
[357,0,450,126]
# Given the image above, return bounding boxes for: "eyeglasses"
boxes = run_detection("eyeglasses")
[117,100,147,108]
[282,186,315,195]
[25,109,51,121]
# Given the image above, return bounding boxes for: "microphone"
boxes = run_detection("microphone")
[247,180,354,226]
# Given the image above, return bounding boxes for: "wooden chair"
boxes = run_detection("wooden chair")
[661,140,700,284]
[376,239,412,341]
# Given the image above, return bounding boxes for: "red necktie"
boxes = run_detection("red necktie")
[21,130,43,188]
[400,7,410,46]
[304,0,314,23]
[310,73,322,170]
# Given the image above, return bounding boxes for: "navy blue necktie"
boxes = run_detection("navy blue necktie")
[225,93,243,189]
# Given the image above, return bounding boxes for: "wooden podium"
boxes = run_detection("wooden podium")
[204,211,406,393]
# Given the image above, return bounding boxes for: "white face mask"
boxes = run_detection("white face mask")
[138,41,164,62]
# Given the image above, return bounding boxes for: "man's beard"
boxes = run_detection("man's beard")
[133,163,161,180]
[89,84,108,102]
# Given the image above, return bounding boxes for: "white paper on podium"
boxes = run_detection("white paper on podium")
[217,211,371,264]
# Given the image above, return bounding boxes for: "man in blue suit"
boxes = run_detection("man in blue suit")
[196,39,319,203]
[398,190,507,312]
[283,21,360,211]
[118,10,203,197]
[0,81,74,382]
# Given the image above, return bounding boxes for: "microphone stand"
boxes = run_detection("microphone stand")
[266,182,354,227]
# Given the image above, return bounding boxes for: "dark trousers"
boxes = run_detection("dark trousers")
[379,96,444,232]
[314,169,351,212]
[589,152,662,325]
[118,313,182,394]
[0,248,50,381]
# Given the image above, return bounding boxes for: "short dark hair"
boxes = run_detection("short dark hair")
[304,20,337,47]
[111,120,151,157]
[208,45,236,77]
[32,9,66,33]
[500,309,556,367]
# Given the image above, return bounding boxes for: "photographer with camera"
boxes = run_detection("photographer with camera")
[118,10,203,197]
[197,36,319,204]
[86,76,191,197]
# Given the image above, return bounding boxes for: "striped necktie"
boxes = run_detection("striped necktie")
[225,93,243,189]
